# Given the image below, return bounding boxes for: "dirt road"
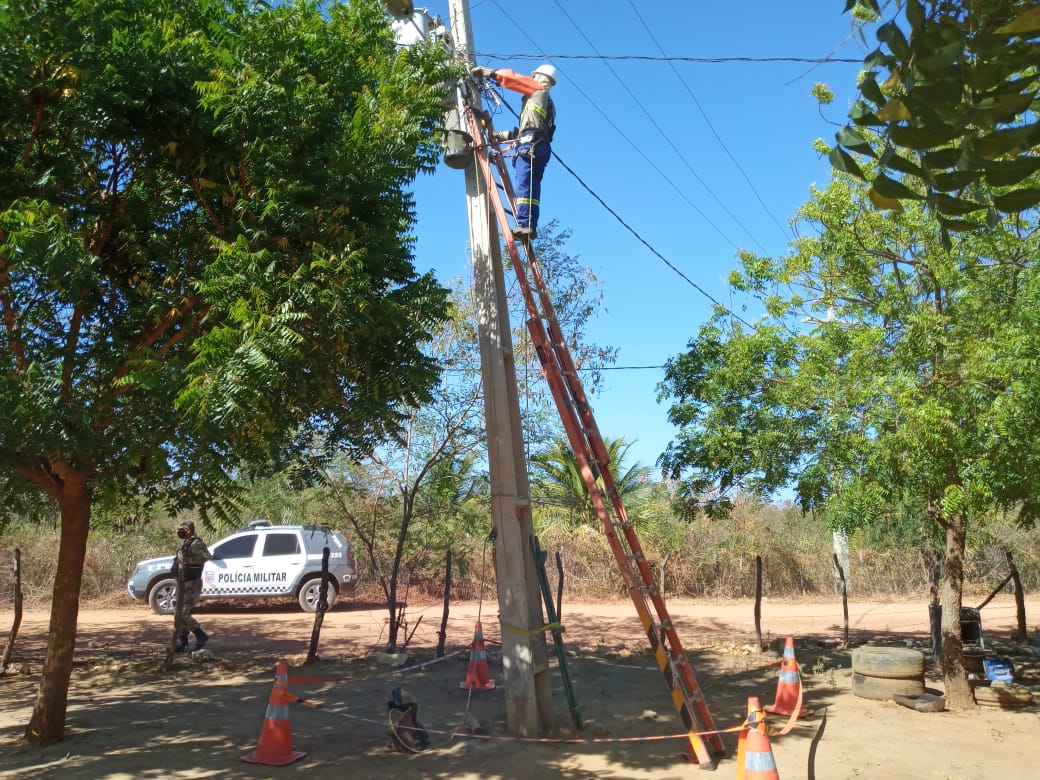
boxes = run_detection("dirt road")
[1,596,1037,779]
[7,595,1034,658]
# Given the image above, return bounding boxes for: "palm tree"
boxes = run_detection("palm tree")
[529,435,649,527]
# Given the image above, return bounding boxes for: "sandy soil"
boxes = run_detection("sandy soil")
[1,595,1038,779]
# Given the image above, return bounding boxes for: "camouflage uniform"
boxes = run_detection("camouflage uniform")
[175,533,212,632]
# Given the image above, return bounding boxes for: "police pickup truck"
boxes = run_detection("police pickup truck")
[127,521,359,614]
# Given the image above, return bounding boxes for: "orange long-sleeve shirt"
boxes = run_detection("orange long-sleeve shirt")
[490,69,544,97]
[491,69,555,141]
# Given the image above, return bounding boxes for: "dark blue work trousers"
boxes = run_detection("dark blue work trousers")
[514,141,551,232]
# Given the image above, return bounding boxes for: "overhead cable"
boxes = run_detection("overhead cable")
[624,0,793,243]
[488,83,754,328]
[548,0,770,255]
[543,136,755,330]
[475,52,862,64]
[486,0,743,252]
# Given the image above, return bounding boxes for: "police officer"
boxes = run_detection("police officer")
[173,520,212,652]
[472,63,558,241]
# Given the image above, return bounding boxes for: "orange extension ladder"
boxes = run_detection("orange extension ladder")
[461,99,726,770]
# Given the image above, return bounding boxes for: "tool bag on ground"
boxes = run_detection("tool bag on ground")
[386,687,430,752]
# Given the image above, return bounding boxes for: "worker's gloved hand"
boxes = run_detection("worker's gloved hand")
[471,66,494,79]
[493,129,515,143]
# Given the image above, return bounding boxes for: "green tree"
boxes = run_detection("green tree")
[658,171,1040,708]
[834,1,1040,239]
[343,295,485,651]
[0,0,453,743]
[323,221,618,649]
[530,435,649,528]
[239,220,618,651]
[502,221,619,449]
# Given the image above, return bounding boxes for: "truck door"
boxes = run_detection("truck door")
[202,533,259,596]
[257,531,306,596]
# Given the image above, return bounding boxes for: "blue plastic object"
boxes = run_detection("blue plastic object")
[983,657,1014,683]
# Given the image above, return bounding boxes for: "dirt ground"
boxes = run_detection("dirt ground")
[1,595,1038,779]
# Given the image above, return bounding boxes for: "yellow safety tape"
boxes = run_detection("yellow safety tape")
[285,649,466,686]
[283,689,755,746]
[499,620,562,638]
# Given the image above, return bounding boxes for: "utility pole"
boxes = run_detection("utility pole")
[446,0,553,736]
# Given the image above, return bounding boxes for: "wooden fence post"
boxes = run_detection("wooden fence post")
[437,550,452,658]
[1,549,22,673]
[1007,551,1027,643]
[305,547,331,664]
[753,555,763,651]
[833,553,849,648]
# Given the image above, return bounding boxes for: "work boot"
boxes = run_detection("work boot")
[174,633,189,653]
[193,628,209,651]
[513,226,534,241]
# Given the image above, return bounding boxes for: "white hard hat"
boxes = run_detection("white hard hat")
[532,64,557,86]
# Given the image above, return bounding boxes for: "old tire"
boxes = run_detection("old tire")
[851,646,926,679]
[851,672,925,701]
[973,684,1033,709]
[148,578,179,616]
[298,577,338,613]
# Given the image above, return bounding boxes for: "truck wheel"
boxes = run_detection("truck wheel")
[851,646,926,679]
[851,672,925,701]
[298,577,338,612]
[148,578,179,616]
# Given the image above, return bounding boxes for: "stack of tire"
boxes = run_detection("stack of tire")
[851,646,925,701]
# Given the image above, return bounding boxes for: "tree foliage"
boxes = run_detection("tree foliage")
[835,1,1040,240]
[658,170,1040,706]
[530,434,649,528]
[508,221,619,447]
[1,0,454,743]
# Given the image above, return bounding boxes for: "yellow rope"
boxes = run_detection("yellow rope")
[500,620,562,637]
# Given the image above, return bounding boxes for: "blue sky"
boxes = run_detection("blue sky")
[406,1,872,474]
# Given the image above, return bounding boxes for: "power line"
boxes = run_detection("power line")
[544,142,753,329]
[548,0,770,255]
[475,52,862,64]
[480,4,756,330]
[488,81,754,328]
[442,363,667,374]
[624,0,793,243]
[486,0,743,253]
[785,28,862,86]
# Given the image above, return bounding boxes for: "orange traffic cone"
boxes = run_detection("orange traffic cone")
[737,696,780,780]
[765,636,813,717]
[241,661,308,766]
[459,621,496,690]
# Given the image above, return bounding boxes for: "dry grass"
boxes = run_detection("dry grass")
[1,506,1038,609]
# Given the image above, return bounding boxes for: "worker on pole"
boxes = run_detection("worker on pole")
[471,63,557,242]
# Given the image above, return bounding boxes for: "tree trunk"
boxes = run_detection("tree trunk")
[25,475,92,744]
[436,549,452,658]
[753,554,763,651]
[939,510,973,709]
[385,489,414,652]
[1,548,23,672]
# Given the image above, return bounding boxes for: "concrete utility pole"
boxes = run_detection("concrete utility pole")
[446,0,553,736]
